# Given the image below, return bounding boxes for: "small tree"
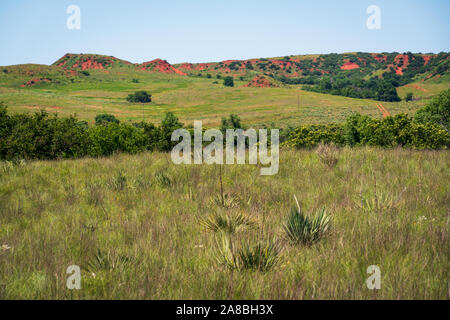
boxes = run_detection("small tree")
[126,91,151,103]
[405,92,414,102]
[220,114,242,131]
[223,76,234,87]
[159,112,183,151]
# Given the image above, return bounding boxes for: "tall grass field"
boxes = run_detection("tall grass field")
[0,147,448,299]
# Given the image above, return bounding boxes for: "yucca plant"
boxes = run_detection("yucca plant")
[85,249,134,274]
[237,239,281,272]
[209,192,241,209]
[109,170,127,191]
[214,234,239,270]
[200,212,255,234]
[214,234,280,272]
[154,170,172,187]
[283,196,331,245]
[356,187,405,213]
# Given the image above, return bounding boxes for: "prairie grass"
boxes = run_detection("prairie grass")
[0,147,448,299]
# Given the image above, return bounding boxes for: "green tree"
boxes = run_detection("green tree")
[223,76,234,87]
[159,112,183,151]
[126,91,152,103]
[415,89,449,131]
[405,92,414,102]
[220,114,242,131]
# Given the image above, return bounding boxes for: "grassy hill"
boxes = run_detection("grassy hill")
[1,51,448,127]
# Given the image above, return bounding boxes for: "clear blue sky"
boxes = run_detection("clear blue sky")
[0,0,449,66]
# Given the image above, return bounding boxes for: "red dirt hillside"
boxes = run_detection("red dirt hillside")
[20,77,52,87]
[53,53,131,70]
[138,59,186,75]
[243,75,278,88]
[340,61,360,70]
[392,54,410,75]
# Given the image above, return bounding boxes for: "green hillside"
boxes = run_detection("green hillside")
[0,52,448,126]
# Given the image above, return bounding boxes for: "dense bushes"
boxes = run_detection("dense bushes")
[0,107,90,160]
[88,123,147,156]
[414,89,449,132]
[284,113,449,149]
[0,105,183,160]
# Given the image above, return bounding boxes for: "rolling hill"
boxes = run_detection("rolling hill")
[0,52,448,126]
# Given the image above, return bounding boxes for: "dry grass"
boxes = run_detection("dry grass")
[0,147,448,299]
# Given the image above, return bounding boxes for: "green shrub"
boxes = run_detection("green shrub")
[1,109,89,160]
[408,122,450,149]
[223,76,234,87]
[220,114,242,131]
[415,89,449,131]
[158,112,183,151]
[95,114,120,125]
[88,123,147,157]
[405,92,414,102]
[341,113,449,149]
[284,124,343,148]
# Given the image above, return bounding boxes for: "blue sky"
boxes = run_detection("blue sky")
[0,0,449,66]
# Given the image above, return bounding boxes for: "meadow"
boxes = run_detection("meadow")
[0,147,448,299]
[0,68,431,128]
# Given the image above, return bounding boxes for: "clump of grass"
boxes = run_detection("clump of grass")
[316,143,339,168]
[237,240,281,272]
[85,182,104,206]
[109,170,127,191]
[154,170,172,187]
[283,196,331,246]
[63,182,77,205]
[356,188,405,213]
[134,173,151,190]
[200,212,255,234]
[209,192,241,209]
[214,235,280,272]
[85,249,134,274]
